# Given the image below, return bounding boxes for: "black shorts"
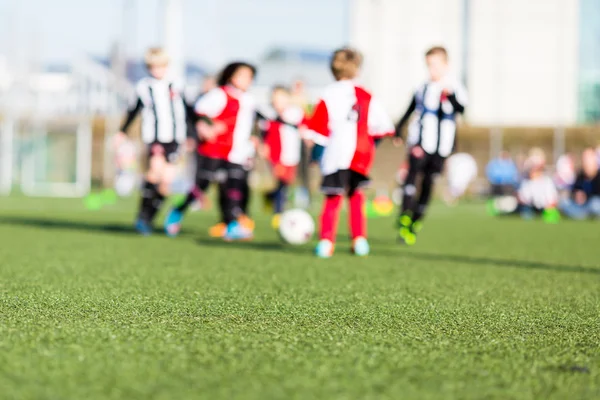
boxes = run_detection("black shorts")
[196,155,247,184]
[147,142,180,164]
[409,149,446,175]
[321,169,370,196]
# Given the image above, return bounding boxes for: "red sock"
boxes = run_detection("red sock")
[320,195,342,242]
[349,190,366,239]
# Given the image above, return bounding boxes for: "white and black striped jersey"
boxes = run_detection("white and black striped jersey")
[121,77,188,144]
[396,78,467,157]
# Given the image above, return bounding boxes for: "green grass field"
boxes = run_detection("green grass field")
[0,196,598,400]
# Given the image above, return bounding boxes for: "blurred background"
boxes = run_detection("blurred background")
[0,0,598,203]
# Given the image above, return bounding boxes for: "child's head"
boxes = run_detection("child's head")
[330,48,363,81]
[271,85,291,114]
[145,47,170,80]
[425,46,449,82]
[526,147,547,178]
[217,62,256,92]
[582,148,599,178]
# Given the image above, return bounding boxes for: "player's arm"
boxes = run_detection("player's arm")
[445,83,468,114]
[367,97,395,147]
[301,99,329,146]
[394,94,417,139]
[194,88,227,141]
[119,95,143,135]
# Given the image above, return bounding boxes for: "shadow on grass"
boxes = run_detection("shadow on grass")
[195,237,311,255]
[392,249,600,275]
[0,215,139,236]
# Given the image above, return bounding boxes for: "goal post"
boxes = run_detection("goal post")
[0,118,14,195]
[20,120,92,197]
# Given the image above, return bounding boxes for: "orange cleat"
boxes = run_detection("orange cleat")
[208,222,227,238]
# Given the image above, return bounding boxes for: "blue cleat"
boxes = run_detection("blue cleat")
[224,221,253,242]
[315,239,334,259]
[352,237,370,257]
[135,218,153,236]
[164,208,183,238]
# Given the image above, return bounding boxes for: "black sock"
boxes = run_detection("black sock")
[138,181,162,223]
[176,191,197,213]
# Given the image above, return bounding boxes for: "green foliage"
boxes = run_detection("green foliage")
[0,198,598,400]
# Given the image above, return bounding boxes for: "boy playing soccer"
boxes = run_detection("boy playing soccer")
[395,46,468,245]
[303,48,394,258]
[164,62,258,241]
[115,48,187,235]
[260,86,305,228]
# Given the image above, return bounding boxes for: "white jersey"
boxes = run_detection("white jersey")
[305,80,394,177]
[518,175,558,209]
[122,77,187,144]
[405,77,468,157]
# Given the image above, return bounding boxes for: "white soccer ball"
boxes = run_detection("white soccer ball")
[278,209,315,245]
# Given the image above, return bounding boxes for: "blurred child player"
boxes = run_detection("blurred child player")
[260,86,304,228]
[164,62,258,241]
[115,48,187,235]
[395,46,467,245]
[304,48,394,258]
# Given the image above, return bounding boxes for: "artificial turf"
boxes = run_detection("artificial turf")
[0,196,598,399]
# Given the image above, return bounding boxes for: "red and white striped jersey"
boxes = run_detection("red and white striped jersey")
[263,106,305,167]
[194,85,256,164]
[305,81,394,176]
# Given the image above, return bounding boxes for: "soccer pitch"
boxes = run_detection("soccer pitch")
[0,197,598,400]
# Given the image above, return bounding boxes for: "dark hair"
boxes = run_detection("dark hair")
[425,46,448,59]
[217,62,257,87]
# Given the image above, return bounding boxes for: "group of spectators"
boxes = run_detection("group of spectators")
[486,146,600,220]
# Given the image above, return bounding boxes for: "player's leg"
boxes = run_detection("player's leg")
[406,155,444,243]
[237,172,255,233]
[398,149,425,242]
[135,145,167,235]
[316,194,342,258]
[348,188,369,256]
[164,155,214,237]
[223,163,253,241]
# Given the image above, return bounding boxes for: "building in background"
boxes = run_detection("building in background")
[350,0,598,126]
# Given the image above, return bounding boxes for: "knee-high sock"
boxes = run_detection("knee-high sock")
[320,194,343,242]
[348,190,366,239]
[273,181,288,214]
[139,180,164,223]
[241,178,250,215]
[413,172,434,222]
[176,177,210,213]
[218,181,228,223]
[401,156,421,216]
[223,168,246,224]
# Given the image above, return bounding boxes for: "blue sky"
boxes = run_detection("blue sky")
[0,0,348,68]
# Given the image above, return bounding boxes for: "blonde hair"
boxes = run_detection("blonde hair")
[144,47,170,68]
[330,48,363,81]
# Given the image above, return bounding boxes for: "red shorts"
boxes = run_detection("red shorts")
[272,163,297,185]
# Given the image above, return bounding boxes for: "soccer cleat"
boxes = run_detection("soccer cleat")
[239,215,255,232]
[224,221,253,242]
[208,222,227,238]
[352,237,370,257]
[164,209,183,238]
[315,239,334,259]
[135,218,153,236]
[271,214,281,230]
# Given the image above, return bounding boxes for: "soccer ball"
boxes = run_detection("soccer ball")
[278,209,315,245]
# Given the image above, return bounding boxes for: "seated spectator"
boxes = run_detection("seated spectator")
[559,148,600,220]
[518,148,559,221]
[554,153,576,194]
[486,151,519,196]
